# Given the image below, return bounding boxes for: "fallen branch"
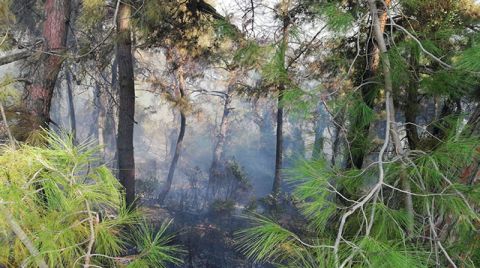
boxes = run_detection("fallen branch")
[0,205,48,268]
[0,49,33,66]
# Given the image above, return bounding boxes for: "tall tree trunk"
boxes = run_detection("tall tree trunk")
[271,1,290,196]
[368,0,414,234]
[116,2,136,207]
[347,0,391,169]
[108,52,119,172]
[66,69,76,141]
[158,112,186,204]
[272,89,284,196]
[158,65,187,204]
[23,0,70,134]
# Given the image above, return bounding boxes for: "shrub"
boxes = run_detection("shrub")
[0,133,182,267]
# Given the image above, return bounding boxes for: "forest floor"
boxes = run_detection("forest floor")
[139,197,300,267]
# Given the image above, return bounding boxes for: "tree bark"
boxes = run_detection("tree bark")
[108,52,119,171]
[94,76,108,157]
[116,2,136,207]
[23,0,70,133]
[158,64,187,204]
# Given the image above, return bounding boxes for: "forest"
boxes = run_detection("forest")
[1,0,480,267]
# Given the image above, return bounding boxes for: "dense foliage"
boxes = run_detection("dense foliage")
[235,0,480,267]
[0,133,182,267]
[1,0,480,267]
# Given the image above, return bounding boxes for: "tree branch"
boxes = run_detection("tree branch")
[0,205,48,268]
[0,49,32,66]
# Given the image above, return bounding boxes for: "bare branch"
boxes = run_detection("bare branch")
[0,49,32,66]
[0,205,48,268]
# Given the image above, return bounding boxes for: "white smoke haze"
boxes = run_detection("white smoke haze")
[44,46,317,204]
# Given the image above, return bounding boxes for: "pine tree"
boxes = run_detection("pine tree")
[237,1,480,267]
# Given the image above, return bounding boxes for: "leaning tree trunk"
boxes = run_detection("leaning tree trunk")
[116,2,136,207]
[23,0,70,134]
[158,65,187,204]
[208,80,235,199]
[368,0,414,234]
[347,0,391,169]
[271,2,290,196]
[66,69,77,141]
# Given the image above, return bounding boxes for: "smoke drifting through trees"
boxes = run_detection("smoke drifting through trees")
[1,0,480,267]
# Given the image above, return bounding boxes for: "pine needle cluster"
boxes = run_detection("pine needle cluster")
[0,132,182,267]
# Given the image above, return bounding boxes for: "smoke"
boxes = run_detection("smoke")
[46,48,319,206]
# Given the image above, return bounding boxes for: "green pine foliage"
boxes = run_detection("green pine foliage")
[308,1,354,33]
[234,6,480,266]
[237,135,480,267]
[0,132,182,267]
[78,0,106,30]
[0,0,14,50]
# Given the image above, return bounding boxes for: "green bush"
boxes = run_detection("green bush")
[0,133,182,267]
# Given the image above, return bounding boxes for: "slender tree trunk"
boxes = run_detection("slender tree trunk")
[368,0,414,234]
[211,95,231,173]
[312,105,328,160]
[208,94,232,198]
[271,1,290,196]
[23,0,70,133]
[405,47,420,150]
[312,127,324,160]
[208,72,239,199]
[66,69,76,140]
[116,2,136,207]
[158,112,186,204]
[347,0,391,169]
[272,86,284,196]
[108,52,119,171]
[405,89,419,150]
[331,109,346,166]
[466,103,480,136]
[95,77,108,157]
[158,65,187,204]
